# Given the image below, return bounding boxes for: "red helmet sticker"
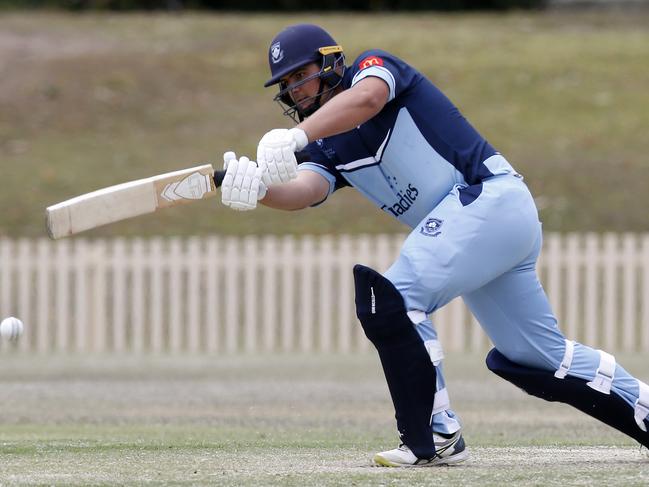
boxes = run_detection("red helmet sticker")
[359,56,384,70]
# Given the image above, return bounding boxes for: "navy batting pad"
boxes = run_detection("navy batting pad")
[486,348,649,447]
[354,264,437,459]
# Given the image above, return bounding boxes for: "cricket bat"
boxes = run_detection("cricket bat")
[46,165,227,240]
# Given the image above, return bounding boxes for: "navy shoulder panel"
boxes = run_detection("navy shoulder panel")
[303,142,350,192]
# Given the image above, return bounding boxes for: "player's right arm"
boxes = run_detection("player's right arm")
[261,170,330,210]
[220,151,330,211]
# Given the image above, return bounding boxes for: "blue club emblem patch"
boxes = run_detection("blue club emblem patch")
[421,218,443,237]
[270,42,284,64]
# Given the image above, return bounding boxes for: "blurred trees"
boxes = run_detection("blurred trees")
[3,0,547,10]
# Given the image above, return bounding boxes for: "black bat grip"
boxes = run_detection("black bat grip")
[212,149,310,189]
[213,170,227,188]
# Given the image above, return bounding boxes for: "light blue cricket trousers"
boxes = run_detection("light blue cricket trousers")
[385,173,643,434]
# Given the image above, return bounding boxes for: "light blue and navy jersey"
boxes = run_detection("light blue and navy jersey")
[299,49,517,228]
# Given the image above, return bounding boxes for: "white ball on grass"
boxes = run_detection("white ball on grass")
[0,316,24,341]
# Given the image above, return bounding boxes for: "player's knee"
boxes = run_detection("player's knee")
[492,329,566,370]
[487,339,562,372]
[489,347,528,369]
[487,347,556,379]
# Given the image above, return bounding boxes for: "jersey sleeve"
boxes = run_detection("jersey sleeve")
[347,49,420,103]
[296,145,349,205]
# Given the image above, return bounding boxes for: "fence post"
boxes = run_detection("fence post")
[261,236,278,352]
[168,238,183,354]
[112,238,127,353]
[602,233,618,351]
[0,238,10,320]
[280,235,296,352]
[187,236,202,354]
[17,239,32,353]
[91,239,107,353]
[205,236,221,353]
[224,237,240,353]
[36,239,51,353]
[337,235,353,353]
[298,236,315,353]
[584,233,600,346]
[545,233,563,319]
[131,238,145,354]
[318,235,334,353]
[149,237,164,353]
[621,233,638,352]
[564,233,581,340]
[243,236,258,353]
[642,234,649,352]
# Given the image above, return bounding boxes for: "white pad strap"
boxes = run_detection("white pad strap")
[634,380,649,432]
[586,350,616,395]
[407,310,427,325]
[424,339,444,366]
[554,339,575,379]
[432,387,450,416]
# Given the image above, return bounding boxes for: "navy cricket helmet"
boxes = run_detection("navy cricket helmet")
[264,24,345,122]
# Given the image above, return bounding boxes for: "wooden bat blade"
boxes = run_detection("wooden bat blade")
[46,164,216,239]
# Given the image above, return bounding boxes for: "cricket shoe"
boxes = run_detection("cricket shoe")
[373,430,469,467]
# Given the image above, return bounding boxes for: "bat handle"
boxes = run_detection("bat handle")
[213,149,310,189]
[213,170,226,188]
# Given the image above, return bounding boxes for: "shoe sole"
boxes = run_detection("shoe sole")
[373,449,469,468]
[430,448,470,465]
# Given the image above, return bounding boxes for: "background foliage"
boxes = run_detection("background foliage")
[1,0,548,11]
[2,11,648,237]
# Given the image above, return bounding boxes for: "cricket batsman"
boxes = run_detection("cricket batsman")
[220,24,649,466]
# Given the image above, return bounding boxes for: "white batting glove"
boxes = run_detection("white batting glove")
[221,151,267,211]
[257,128,308,185]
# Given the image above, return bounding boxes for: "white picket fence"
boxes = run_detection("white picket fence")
[1,233,649,354]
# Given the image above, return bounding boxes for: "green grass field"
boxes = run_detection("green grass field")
[2,11,649,238]
[1,352,648,486]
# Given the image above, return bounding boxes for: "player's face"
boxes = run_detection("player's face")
[282,63,327,110]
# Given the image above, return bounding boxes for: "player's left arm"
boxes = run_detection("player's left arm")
[297,76,390,142]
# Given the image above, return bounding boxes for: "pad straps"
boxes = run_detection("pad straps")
[407,310,427,324]
[552,344,648,431]
[634,380,649,432]
[555,343,617,396]
[554,339,575,379]
[432,387,450,416]
[424,339,444,366]
[586,350,616,395]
